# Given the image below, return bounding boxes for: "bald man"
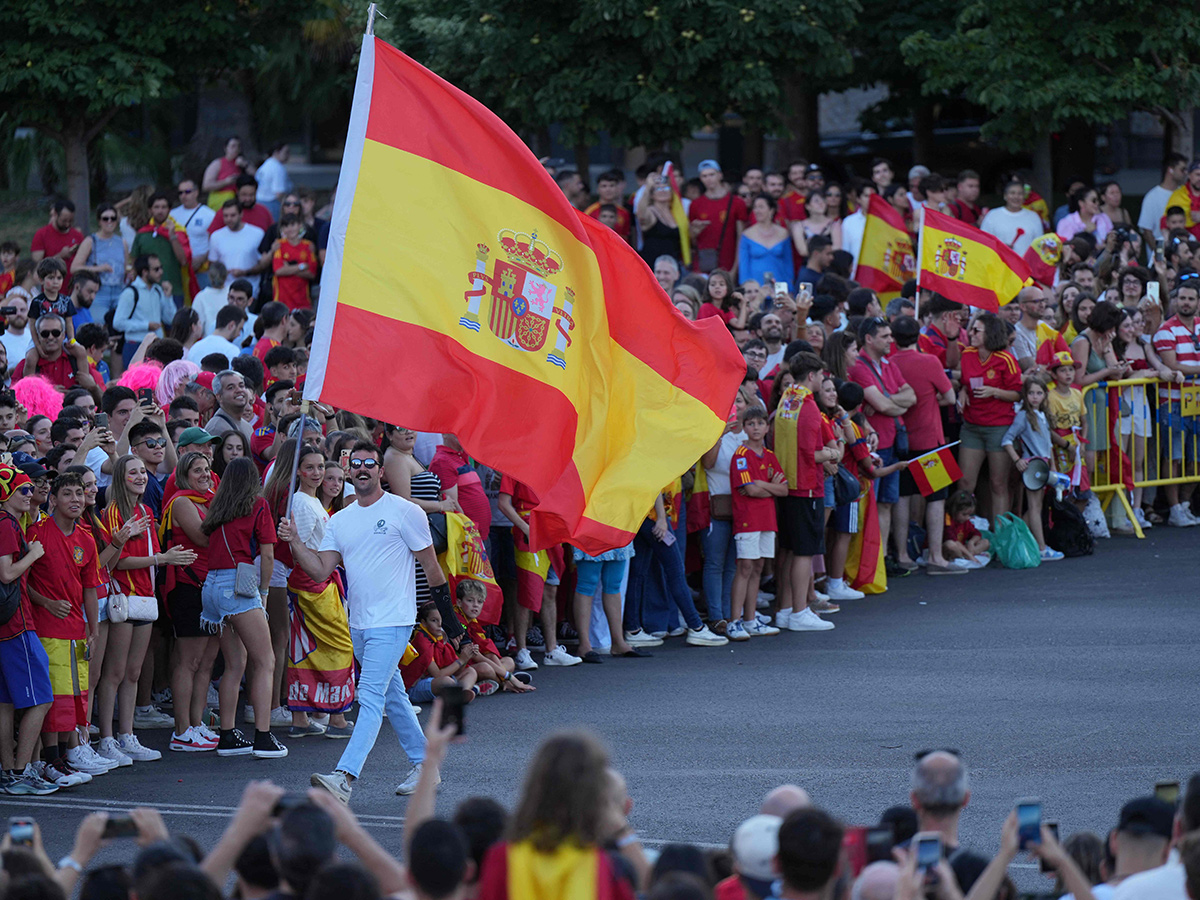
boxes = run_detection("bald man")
[760,784,812,817]
[852,861,900,900]
[910,751,989,891]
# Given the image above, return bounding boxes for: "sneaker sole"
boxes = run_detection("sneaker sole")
[216,747,254,757]
[253,749,289,759]
[686,638,729,647]
[99,756,133,767]
[170,743,216,752]
[123,754,162,762]
[788,624,835,631]
[542,659,581,666]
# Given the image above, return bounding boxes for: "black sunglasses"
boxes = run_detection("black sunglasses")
[99,214,117,222]
[348,458,380,470]
[39,329,62,339]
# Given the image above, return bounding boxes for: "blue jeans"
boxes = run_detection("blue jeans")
[336,625,424,779]
[642,504,686,634]
[625,519,702,634]
[701,518,736,622]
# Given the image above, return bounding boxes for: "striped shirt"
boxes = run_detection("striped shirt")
[1153,315,1200,400]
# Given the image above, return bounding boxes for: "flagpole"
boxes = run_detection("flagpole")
[285,401,309,520]
[914,214,926,320]
[366,2,377,35]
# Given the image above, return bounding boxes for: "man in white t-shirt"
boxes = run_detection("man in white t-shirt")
[187,305,247,365]
[0,295,33,375]
[255,143,292,220]
[1138,153,1187,242]
[1111,777,1199,900]
[1011,286,1045,370]
[280,441,457,805]
[207,201,266,296]
[979,181,1044,256]
[171,179,216,275]
[842,179,875,267]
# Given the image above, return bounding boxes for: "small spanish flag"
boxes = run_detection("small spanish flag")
[1023,233,1062,288]
[663,162,692,267]
[917,208,1032,312]
[906,443,962,497]
[853,194,915,299]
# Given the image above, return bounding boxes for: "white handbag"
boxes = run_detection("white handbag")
[107,582,129,623]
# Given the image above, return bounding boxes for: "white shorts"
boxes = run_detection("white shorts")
[734,531,775,560]
[255,556,292,589]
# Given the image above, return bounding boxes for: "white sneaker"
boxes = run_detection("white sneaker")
[243,704,255,724]
[117,733,162,762]
[624,629,663,648]
[133,705,175,729]
[774,611,793,629]
[756,592,774,609]
[1168,504,1194,527]
[35,760,89,787]
[170,726,217,752]
[813,589,830,602]
[1040,546,1065,561]
[312,770,353,804]
[65,743,116,775]
[826,579,865,601]
[514,648,538,671]
[685,625,728,647]
[196,723,220,744]
[787,608,835,632]
[95,736,133,767]
[726,620,750,641]
[542,646,582,666]
[1134,507,1152,529]
[269,707,292,727]
[666,626,687,638]
[207,683,220,708]
[395,762,440,795]
[744,619,780,636]
[1186,506,1200,526]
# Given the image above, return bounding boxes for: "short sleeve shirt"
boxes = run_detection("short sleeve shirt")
[1153,315,1200,400]
[689,194,749,271]
[959,348,1021,427]
[889,348,952,450]
[730,445,781,534]
[849,354,906,448]
[271,239,317,311]
[319,492,432,631]
[429,447,491,535]
[206,497,276,570]
[31,225,85,277]
[107,503,160,597]
[27,519,100,640]
[0,513,34,640]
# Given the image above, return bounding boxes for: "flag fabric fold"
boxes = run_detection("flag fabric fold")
[852,194,916,300]
[663,163,692,267]
[1023,233,1062,288]
[917,207,1032,311]
[305,35,744,554]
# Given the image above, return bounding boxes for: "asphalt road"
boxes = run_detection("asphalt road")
[12,528,1197,894]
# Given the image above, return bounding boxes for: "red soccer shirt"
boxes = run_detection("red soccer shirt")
[27,518,100,640]
[0,512,35,641]
[12,354,80,391]
[918,324,952,368]
[583,202,632,241]
[272,239,316,311]
[31,225,85,279]
[498,475,539,516]
[689,193,749,272]
[205,497,276,569]
[959,348,1021,427]
[105,503,159,598]
[253,336,280,363]
[730,444,781,534]
[251,426,276,476]
[849,353,906,448]
[890,347,952,450]
[779,190,807,223]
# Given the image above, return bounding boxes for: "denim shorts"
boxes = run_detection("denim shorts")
[824,475,836,509]
[407,677,436,704]
[575,559,628,596]
[875,446,900,504]
[200,568,265,631]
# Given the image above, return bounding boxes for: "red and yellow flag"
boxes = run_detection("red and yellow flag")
[304,36,744,555]
[917,207,1032,312]
[438,512,503,624]
[853,194,916,299]
[663,162,692,267]
[905,444,962,497]
[1023,233,1062,288]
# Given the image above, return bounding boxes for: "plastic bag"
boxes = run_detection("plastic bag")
[986,512,1042,569]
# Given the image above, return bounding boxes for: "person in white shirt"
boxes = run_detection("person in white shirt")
[255,143,292,221]
[1112,774,1199,900]
[187,305,248,365]
[191,261,231,336]
[279,441,457,804]
[1138,153,1188,242]
[0,294,33,375]
[207,201,266,296]
[842,178,875,268]
[980,180,1044,256]
[170,179,216,282]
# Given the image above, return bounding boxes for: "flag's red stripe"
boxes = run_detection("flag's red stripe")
[855,265,902,294]
[911,463,933,496]
[924,207,1032,276]
[918,271,1003,310]
[318,306,577,501]
[529,459,636,555]
[868,194,910,232]
[939,447,963,482]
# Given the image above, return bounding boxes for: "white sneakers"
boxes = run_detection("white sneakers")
[825,579,865,601]
[170,726,218,752]
[312,770,353,803]
[243,705,293,726]
[1168,503,1197,527]
[743,618,780,636]
[514,648,538,670]
[133,705,175,729]
[66,743,118,775]
[95,737,133,767]
[784,608,836,631]
[543,646,582,666]
[684,625,728,647]
[624,629,663,648]
[117,733,162,761]
[395,762,440,795]
[1040,546,1065,561]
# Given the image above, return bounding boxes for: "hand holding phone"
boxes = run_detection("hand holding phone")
[1016,798,1042,850]
[913,830,942,879]
[1156,780,1180,805]
[8,817,34,846]
[440,685,467,736]
[101,816,138,839]
[1040,822,1060,872]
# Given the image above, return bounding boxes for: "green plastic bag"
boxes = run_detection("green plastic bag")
[986,512,1041,569]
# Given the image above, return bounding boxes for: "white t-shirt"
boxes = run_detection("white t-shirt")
[187,333,243,366]
[979,207,1043,256]
[192,286,231,335]
[1112,855,1185,900]
[0,330,33,367]
[705,429,749,496]
[292,490,329,550]
[843,210,867,266]
[319,492,432,630]
[1137,185,1173,240]
[207,224,266,295]
[85,446,112,489]
[762,345,786,377]
[255,157,292,203]
[1060,884,1115,900]
[170,204,215,258]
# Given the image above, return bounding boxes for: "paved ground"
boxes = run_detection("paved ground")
[11,528,1196,894]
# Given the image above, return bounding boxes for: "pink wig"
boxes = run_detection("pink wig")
[156,359,200,407]
[116,363,164,394]
[13,376,64,420]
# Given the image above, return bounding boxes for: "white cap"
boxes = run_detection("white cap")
[732,814,782,881]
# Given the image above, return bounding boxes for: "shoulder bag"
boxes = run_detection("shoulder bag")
[222,525,260,600]
[697,193,735,274]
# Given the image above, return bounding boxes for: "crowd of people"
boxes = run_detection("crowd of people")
[0,142,1196,797]
[0,722,1194,900]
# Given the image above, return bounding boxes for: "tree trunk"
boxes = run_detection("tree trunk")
[63,129,91,231]
[1031,132,1053,206]
[743,124,764,170]
[780,76,819,162]
[912,101,936,165]
[574,143,591,185]
[1170,106,1195,160]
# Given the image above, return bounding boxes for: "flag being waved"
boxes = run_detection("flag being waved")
[904,442,962,497]
[918,207,1033,311]
[852,194,916,300]
[304,34,744,554]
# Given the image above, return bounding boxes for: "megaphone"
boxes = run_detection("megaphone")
[1046,471,1072,499]
[1022,458,1050,490]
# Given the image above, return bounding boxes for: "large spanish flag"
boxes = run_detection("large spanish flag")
[918,207,1032,311]
[853,194,916,299]
[305,35,743,554]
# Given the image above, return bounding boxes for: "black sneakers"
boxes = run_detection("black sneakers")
[216,729,254,757]
[252,731,288,759]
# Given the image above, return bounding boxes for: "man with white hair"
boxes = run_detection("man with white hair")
[654,255,680,295]
[852,861,900,900]
[910,750,989,891]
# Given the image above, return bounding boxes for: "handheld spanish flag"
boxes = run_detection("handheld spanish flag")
[437,512,503,624]
[917,208,1033,312]
[663,162,692,267]
[853,194,916,299]
[304,32,743,554]
[1023,233,1062,288]
[904,442,962,497]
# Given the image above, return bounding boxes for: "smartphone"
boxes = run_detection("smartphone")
[101,816,138,839]
[272,794,308,816]
[94,412,108,431]
[440,685,468,736]
[775,281,789,296]
[866,826,894,863]
[914,831,942,873]
[136,388,155,404]
[1016,798,1042,850]
[1156,780,1181,805]
[1156,236,1165,262]
[659,529,677,546]
[0,307,17,317]
[1040,822,1060,873]
[339,449,351,470]
[1148,281,1160,304]
[799,281,813,297]
[8,817,33,846]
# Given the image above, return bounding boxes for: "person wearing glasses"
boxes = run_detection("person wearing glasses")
[11,313,97,393]
[71,203,129,325]
[170,179,216,291]
[279,440,458,803]
[112,255,177,367]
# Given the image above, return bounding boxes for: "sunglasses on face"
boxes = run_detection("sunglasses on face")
[180,188,196,194]
[136,438,168,449]
[99,215,117,222]
[16,486,33,496]
[39,329,62,338]
[348,458,380,470]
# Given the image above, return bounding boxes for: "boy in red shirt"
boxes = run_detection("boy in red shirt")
[401,603,480,704]
[454,581,532,693]
[728,407,787,641]
[26,472,100,786]
[271,215,317,310]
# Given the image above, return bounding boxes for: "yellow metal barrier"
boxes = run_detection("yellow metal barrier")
[1077,376,1200,538]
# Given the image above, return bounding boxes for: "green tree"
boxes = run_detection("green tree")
[904,0,1200,190]
[0,0,263,223]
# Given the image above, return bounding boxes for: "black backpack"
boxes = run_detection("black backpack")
[1042,493,1094,557]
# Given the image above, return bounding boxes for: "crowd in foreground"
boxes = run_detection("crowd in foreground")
[0,721,1194,900]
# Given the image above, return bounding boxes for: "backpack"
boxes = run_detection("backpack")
[1042,494,1094,557]
[104,284,140,353]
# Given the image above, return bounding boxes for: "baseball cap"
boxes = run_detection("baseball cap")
[1118,797,1174,839]
[177,427,219,447]
[194,371,216,391]
[0,465,31,501]
[732,814,781,897]
[1050,350,1075,369]
[697,159,721,173]
[18,462,48,482]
